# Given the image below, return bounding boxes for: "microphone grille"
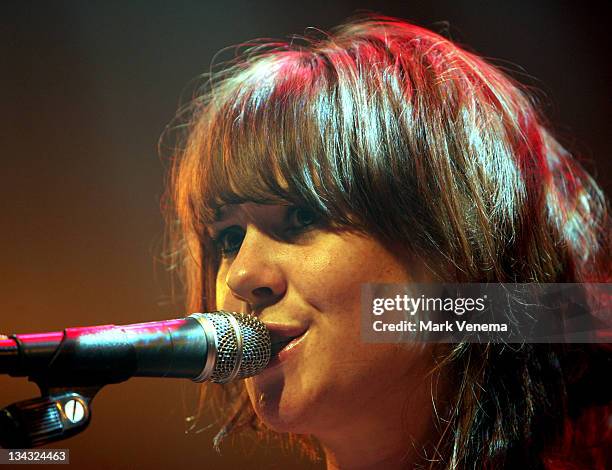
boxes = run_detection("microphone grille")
[203,312,270,383]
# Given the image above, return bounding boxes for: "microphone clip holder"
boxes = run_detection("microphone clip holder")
[0,381,103,448]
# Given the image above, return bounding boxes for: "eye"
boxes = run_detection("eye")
[212,226,244,257]
[287,206,319,230]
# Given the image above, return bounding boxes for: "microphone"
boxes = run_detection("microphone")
[0,312,271,386]
[0,312,270,448]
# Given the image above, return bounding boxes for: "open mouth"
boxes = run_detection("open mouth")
[268,327,308,358]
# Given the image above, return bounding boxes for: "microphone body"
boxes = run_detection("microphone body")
[0,312,271,386]
[0,312,270,448]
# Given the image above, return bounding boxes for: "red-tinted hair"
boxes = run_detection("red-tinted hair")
[164,15,611,469]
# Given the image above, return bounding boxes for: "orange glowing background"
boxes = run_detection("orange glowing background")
[1,1,609,469]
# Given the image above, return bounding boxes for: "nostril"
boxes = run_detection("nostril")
[252,287,273,298]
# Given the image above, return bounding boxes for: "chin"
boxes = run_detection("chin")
[245,372,319,435]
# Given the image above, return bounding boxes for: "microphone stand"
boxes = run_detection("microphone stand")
[0,330,133,449]
[0,382,103,448]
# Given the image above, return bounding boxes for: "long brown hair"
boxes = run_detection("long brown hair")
[164,16,611,468]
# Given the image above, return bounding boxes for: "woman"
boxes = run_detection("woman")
[165,16,611,469]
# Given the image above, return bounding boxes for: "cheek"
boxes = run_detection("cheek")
[296,252,349,310]
[214,266,226,308]
[293,238,406,319]
[214,265,240,311]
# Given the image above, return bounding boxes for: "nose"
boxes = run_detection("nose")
[225,227,287,309]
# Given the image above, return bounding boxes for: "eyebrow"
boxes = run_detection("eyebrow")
[211,205,237,224]
[212,208,225,223]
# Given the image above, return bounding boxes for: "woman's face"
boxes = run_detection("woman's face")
[212,203,433,440]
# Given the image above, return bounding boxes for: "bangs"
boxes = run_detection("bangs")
[191,51,353,227]
[173,19,556,271]
[177,44,409,238]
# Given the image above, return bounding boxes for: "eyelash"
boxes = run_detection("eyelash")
[287,206,319,233]
[211,227,244,257]
[211,206,320,257]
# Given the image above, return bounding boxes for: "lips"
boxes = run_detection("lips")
[270,337,296,357]
[265,322,308,359]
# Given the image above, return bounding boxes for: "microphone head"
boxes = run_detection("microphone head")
[190,312,270,383]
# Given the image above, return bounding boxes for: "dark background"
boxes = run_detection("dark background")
[1,1,609,469]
